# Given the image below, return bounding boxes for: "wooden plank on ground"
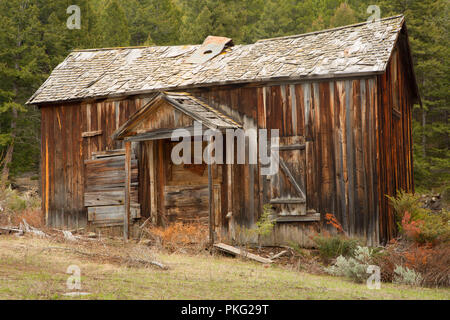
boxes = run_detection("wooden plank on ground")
[213,243,273,264]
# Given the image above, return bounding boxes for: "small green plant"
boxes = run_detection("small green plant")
[314,234,361,261]
[393,265,423,286]
[244,204,276,247]
[254,204,276,237]
[325,246,375,283]
[409,210,450,244]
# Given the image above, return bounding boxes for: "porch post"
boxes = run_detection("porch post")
[208,136,215,245]
[124,140,132,240]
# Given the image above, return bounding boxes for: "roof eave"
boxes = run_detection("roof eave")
[28,71,386,106]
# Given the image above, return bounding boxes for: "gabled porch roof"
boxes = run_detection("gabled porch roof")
[112,91,242,141]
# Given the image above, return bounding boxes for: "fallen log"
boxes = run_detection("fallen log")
[0,226,23,235]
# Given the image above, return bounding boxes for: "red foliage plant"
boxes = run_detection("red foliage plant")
[324,213,344,233]
[401,211,424,242]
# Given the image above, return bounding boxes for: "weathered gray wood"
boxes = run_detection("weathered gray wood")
[214,243,273,264]
[271,250,288,260]
[279,158,306,199]
[91,149,126,159]
[85,190,125,206]
[87,205,140,222]
[84,189,139,207]
[270,198,306,204]
[276,213,320,222]
[82,130,103,138]
[124,126,197,142]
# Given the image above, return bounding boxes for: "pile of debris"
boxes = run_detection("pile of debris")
[419,193,444,212]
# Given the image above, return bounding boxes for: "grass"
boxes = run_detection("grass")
[0,235,449,300]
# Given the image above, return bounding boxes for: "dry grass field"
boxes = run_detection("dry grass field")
[0,235,449,300]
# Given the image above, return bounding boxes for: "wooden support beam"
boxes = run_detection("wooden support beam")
[124,141,132,240]
[279,158,306,199]
[149,141,157,224]
[272,144,306,151]
[208,163,214,245]
[208,135,215,245]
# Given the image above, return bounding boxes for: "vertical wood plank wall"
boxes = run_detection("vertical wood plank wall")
[376,47,414,243]
[40,97,146,228]
[194,78,382,244]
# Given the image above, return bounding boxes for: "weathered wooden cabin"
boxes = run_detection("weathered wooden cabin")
[28,16,419,246]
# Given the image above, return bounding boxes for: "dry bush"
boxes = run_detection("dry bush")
[145,222,208,253]
[374,240,450,287]
[0,187,41,226]
[11,208,43,228]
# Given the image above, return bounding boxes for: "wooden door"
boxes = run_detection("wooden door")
[84,150,140,228]
[268,136,306,216]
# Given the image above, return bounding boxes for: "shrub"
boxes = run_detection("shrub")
[393,265,423,286]
[0,187,41,226]
[400,210,450,245]
[386,190,428,232]
[388,190,450,245]
[146,222,208,252]
[373,241,450,287]
[325,246,374,283]
[419,210,450,244]
[314,234,361,261]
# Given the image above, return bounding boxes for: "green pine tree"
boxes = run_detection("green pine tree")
[99,0,131,47]
[0,0,49,185]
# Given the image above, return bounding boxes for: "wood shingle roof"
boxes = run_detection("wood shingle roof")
[28,15,405,105]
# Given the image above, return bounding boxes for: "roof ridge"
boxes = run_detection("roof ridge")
[72,44,199,52]
[256,15,404,43]
[68,15,404,53]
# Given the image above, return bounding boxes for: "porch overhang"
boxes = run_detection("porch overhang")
[112,91,242,142]
[115,91,241,242]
